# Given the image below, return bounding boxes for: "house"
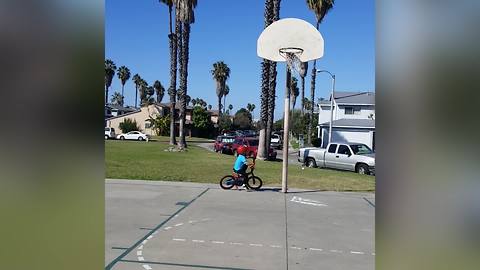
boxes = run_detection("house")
[105,103,219,136]
[317,91,375,150]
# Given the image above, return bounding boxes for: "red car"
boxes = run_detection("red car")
[231,137,277,160]
[213,135,236,154]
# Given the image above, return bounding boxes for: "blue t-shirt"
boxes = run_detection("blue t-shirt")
[233,155,247,171]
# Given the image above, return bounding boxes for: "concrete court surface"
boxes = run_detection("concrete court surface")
[106,179,375,270]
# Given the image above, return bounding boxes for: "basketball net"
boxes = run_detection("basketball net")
[279,47,303,75]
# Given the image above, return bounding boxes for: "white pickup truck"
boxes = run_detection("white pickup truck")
[298,142,375,175]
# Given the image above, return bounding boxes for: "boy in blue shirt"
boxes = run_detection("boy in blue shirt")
[233,145,254,190]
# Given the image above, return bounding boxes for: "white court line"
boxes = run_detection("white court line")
[188,220,196,223]
[142,240,148,245]
[173,238,186,242]
[138,257,145,261]
[249,244,263,247]
[230,242,243,246]
[164,226,172,230]
[174,223,183,227]
[330,249,343,253]
[142,264,152,270]
[372,253,376,256]
[291,246,302,250]
[192,240,205,243]
[309,248,323,251]
[137,250,142,256]
[270,245,282,248]
[138,245,143,250]
[350,251,364,255]
[212,241,224,244]
[147,236,153,240]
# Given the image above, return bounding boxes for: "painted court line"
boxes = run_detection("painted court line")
[173,238,186,242]
[138,245,143,250]
[350,251,365,255]
[192,240,205,243]
[291,246,302,250]
[136,250,142,256]
[309,248,323,251]
[330,249,343,253]
[230,242,243,246]
[174,223,184,227]
[270,245,282,248]
[164,226,172,230]
[138,257,145,261]
[249,243,263,247]
[142,240,147,245]
[212,241,224,244]
[147,235,153,240]
[142,264,152,270]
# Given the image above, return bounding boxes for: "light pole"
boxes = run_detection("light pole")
[317,70,335,147]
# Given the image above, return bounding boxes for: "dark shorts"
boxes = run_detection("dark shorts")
[233,164,248,175]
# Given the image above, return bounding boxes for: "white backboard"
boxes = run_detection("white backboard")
[257,18,324,62]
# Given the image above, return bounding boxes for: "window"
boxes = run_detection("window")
[345,107,361,115]
[145,121,152,129]
[337,145,351,155]
[328,144,337,153]
[350,144,373,155]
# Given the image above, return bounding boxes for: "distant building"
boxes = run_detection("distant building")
[105,103,219,136]
[318,92,375,150]
[105,104,138,119]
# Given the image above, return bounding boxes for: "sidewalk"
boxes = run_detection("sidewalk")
[106,179,375,270]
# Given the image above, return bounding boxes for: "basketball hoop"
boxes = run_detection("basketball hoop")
[279,47,303,74]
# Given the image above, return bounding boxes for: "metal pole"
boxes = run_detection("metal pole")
[328,75,335,144]
[282,67,291,193]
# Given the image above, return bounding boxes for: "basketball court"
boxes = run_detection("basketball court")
[106,180,374,270]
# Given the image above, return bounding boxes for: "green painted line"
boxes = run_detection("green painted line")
[105,188,210,270]
[120,259,255,270]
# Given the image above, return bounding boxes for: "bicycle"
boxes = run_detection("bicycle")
[219,158,263,190]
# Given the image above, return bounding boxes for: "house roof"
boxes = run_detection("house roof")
[319,118,375,129]
[331,91,375,105]
[106,104,138,112]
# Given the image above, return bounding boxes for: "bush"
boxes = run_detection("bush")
[119,118,140,133]
[148,115,170,136]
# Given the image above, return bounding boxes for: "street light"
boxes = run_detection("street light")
[317,70,336,147]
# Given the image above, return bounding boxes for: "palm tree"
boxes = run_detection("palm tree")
[266,0,281,152]
[247,103,256,119]
[306,0,334,144]
[299,62,308,116]
[211,61,231,117]
[208,104,212,110]
[154,80,165,104]
[117,66,131,106]
[175,0,197,149]
[105,59,117,105]
[138,79,148,106]
[223,84,230,114]
[132,74,142,108]
[228,104,233,111]
[110,92,124,105]
[160,0,178,145]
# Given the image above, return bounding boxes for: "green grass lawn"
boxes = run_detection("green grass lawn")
[105,140,375,192]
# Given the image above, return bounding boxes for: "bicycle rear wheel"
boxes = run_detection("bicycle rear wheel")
[246,176,263,190]
[220,175,235,189]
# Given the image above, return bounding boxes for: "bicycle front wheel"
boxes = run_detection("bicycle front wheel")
[220,175,235,189]
[246,176,263,190]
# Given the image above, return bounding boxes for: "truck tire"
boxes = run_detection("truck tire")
[305,158,317,168]
[356,163,370,175]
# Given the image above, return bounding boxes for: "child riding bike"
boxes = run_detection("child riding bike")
[232,145,255,190]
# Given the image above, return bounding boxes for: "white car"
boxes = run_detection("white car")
[116,131,149,141]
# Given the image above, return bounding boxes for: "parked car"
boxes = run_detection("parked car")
[231,137,277,160]
[213,135,236,154]
[116,131,150,141]
[298,142,375,175]
[105,127,116,139]
[270,133,282,149]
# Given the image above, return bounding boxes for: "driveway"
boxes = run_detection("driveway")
[106,180,374,270]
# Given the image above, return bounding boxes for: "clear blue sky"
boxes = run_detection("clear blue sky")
[106,0,374,120]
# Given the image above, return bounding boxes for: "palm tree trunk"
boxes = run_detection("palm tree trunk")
[135,85,138,108]
[169,12,180,145]
[301,76,305,116]
[105,85,108,105]
[121,84,125,106]
[307,21,320,145]
[258,0,274,160]
[178,22,190,149]
[218,96,222,117]
[223,94,226,114]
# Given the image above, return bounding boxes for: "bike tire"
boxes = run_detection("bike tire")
[220,175,235,190]
[246,176,263,190]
